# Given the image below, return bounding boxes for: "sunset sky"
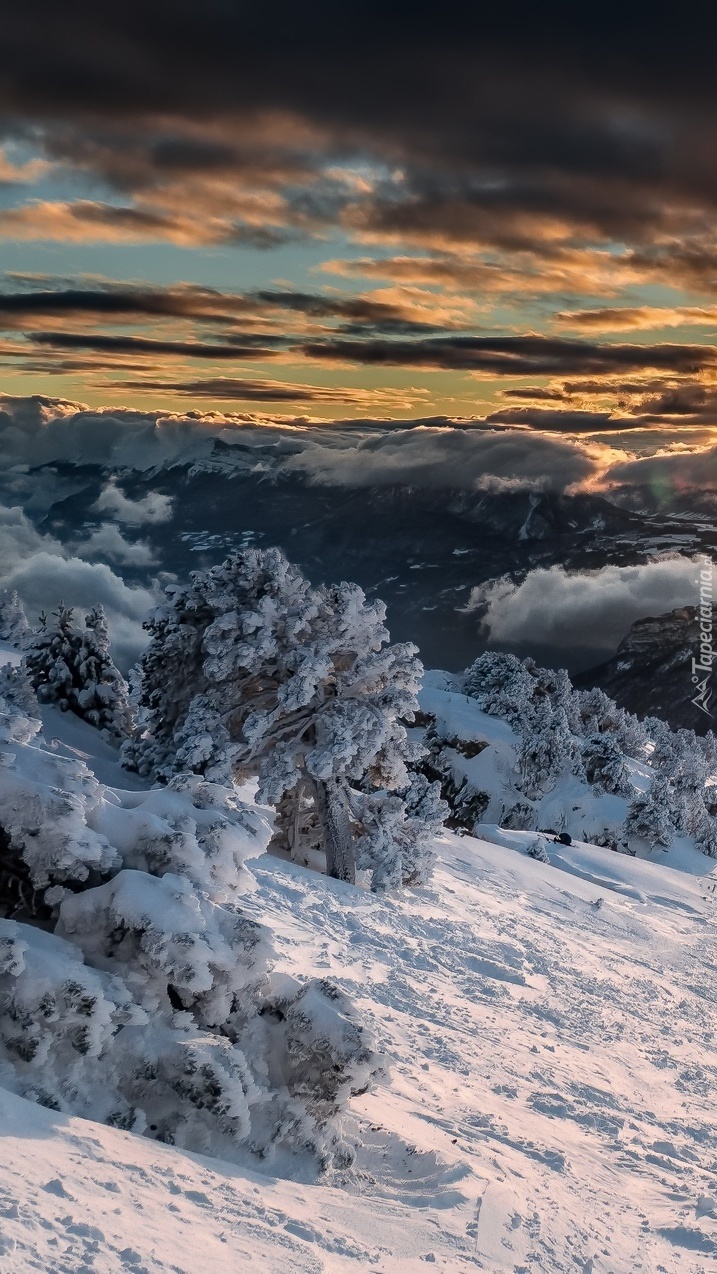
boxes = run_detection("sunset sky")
[2,4,717,438]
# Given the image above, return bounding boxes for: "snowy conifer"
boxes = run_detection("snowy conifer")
[0,690,380,1164]
[526,835,550,863]
[0,590,29,647]
[26,605,77,710]
[26,605,130,745]
[624,774,674,848]
[77,606,133,744]
[0,661,39,719]
[463,652,536,724]
[549,667,582,734]
[125,548,442,889]
[691,800,717,858]
[576,686,624,737]
[517,700,576,799]
[580,732,631,796]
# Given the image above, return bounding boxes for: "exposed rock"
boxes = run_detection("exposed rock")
[576,606,716,734]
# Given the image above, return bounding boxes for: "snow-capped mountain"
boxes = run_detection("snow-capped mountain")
[20,451,717,677]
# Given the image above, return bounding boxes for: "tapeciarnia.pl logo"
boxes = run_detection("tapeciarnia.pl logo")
[692,555,714,717]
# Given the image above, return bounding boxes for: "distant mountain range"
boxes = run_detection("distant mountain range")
[18,439,717,727]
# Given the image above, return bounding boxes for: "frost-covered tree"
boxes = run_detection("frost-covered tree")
[624,774,674,848]
[0,661,38,719]
[76,606,133,744]
[0,590,29,647]
[26,604,77,708]
[351,773,446,890]
[644,716,680,772]
[517,701,576,799]
[580,732,631,795]
[660,731,710,834]
[463,651,536,724]
[526,835,550,863]
[549,666,582,735]
[576,686,624,737]
[691,800,717,858]
[26,605,130,744]
[124,548,444,889]
[0,684,380,1166]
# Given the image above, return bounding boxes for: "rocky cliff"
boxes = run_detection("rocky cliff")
[576,605,717,733]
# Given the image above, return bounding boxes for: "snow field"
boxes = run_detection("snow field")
[3,825,717,1270]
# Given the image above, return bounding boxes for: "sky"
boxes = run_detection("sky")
[2,3,717,452]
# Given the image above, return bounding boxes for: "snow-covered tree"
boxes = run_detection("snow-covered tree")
[549,666,582,734]
[76,606,133,744]
[517,700,576,798]
[580,732,631,795]
[693,807,717,857]
[26,605,130,745]
[0,685,380,1166]
[660,731,710,834]
[0,590,29,647]
[463,651,536,724]
[576,686,624,737]
[125,548,444,889]
[526,835,550,863]
[0,661,38,719]
[26,605,76,708]
[352,773,446,890]
[624,774,674,848]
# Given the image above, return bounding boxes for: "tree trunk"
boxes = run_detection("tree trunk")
[315,779,356,884]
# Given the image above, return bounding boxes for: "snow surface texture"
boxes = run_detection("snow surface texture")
[2,827,717,1271]
[2,676,717,1269]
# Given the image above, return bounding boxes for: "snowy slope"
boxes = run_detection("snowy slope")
[3,820,717,1271]
[419,670,715,872]
[2,664,717,1271]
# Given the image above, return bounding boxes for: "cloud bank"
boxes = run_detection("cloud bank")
[0,502,160,666]
[3,394,717,509]
[467,557,702,653]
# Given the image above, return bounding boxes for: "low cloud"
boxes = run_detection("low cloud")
[284,424,607,492]
[3,393,717,509]
[602,444,717,492]
[467,557,701,652]
[79,522,158,566]
[0,502,160,665]
[94,482,173,525]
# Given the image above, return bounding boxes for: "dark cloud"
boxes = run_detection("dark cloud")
[2,4,717,263]
[0,282,457,337]
[0,285,231,320]
[485,407,621,432]
[27,331,280,359]
[97,377,417,405]
[4,8,717,425]
[300,334,717,377]
[282,422,603,492]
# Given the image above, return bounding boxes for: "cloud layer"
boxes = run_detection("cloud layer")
[1,8,717,423]
[467,558,702,653]
[0,502,160,665]
[3,394,717,508]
